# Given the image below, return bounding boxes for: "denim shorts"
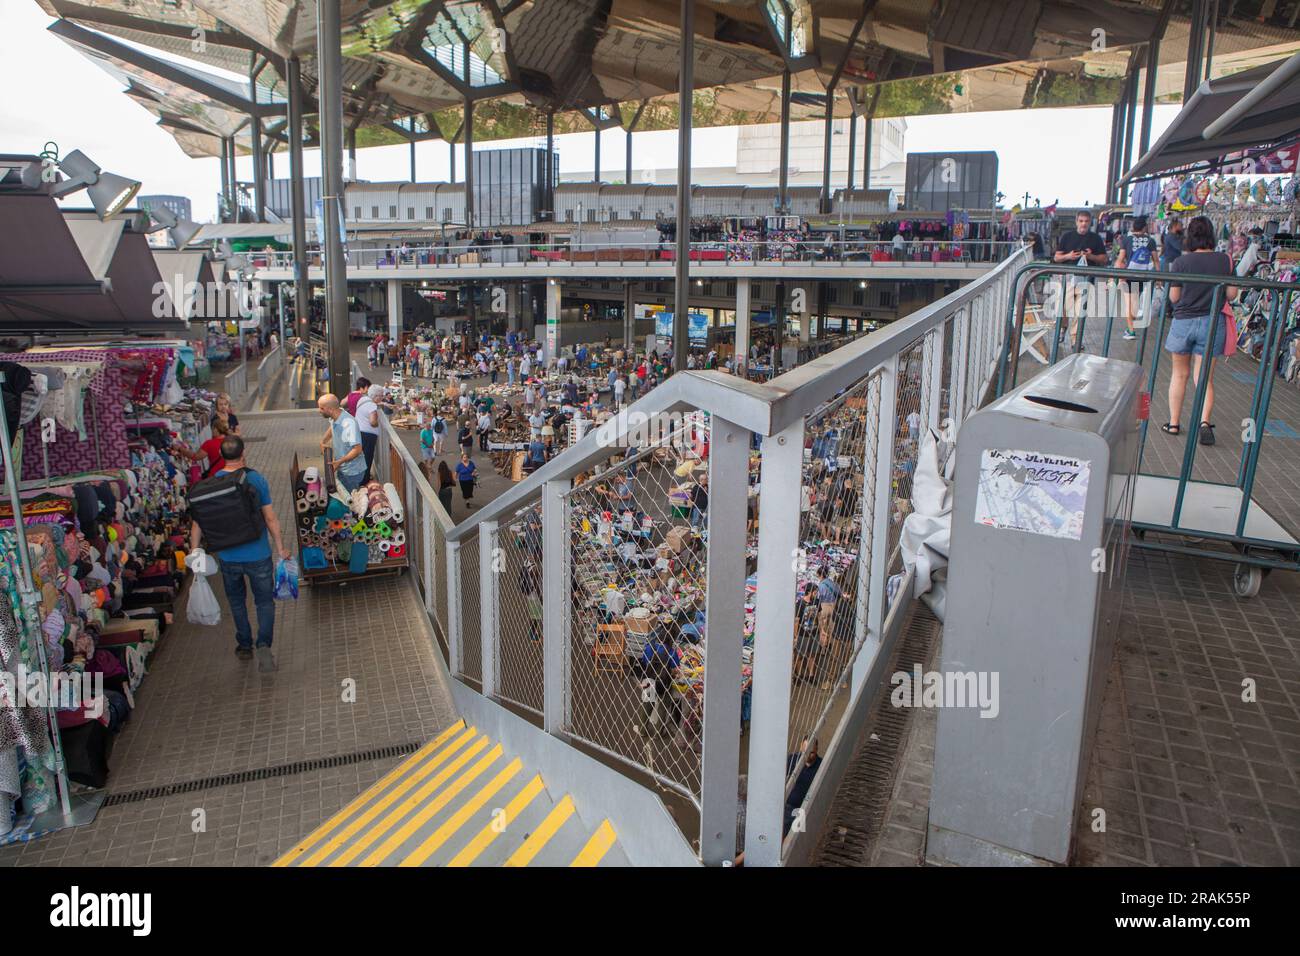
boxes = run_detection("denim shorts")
[1165,314,1227,357]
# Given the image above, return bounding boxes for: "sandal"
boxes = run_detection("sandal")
[1161,423,1180,435]
[1199,422,1216,446]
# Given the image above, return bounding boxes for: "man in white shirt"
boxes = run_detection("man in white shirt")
[892,232,906,261]
[353,385,383,483]
[528,409,546,440]
[613,375,627,407]
[520,354,532,379]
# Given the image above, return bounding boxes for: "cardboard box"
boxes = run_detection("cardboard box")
[624,612,655,635]
[666,525,693,554]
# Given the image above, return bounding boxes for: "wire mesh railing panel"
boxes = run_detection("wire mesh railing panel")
[561,412,711,801]
[494,501,546,716]
[887,337,928,564]
[786,369,882,775]
[458,534,483,686]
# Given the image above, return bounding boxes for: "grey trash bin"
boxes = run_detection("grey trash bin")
[927,353,1144,866]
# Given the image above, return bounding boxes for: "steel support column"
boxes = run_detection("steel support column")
[250,119,266,220]
[464,98,475,228]
[1204,0,1218,81]
[734,277,751,374]
[226,137,238,220]
[1140,40,1160,155]
[778,68,791,212]
[316,0,351,393]
[410,138,417,183]
[594,121,601,183]
[219,138,231,222]
[623,282,634,348]
[1120,63,1140,201]
[672,0,694,374]
[546,110,555,218]
[287,57,311,340]
[820,91,835,213]
[862,112,872,189]
[846,111,857,191]
[1184,0,1208,102]
[1105,102,1122,204]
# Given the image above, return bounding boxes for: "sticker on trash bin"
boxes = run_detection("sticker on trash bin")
[974,449,1090,540]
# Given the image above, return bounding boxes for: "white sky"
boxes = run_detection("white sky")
[2,2,1182,224]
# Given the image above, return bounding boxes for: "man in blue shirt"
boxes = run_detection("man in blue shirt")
[316,393,368,492]
[188,435,290,672]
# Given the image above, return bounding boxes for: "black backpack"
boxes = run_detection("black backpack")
[433,417,445,434]
[187,468,266,552]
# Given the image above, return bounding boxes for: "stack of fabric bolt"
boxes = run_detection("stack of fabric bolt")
[293,468,406,572]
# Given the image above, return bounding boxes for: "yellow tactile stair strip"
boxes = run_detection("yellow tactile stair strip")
[272,719,621,867]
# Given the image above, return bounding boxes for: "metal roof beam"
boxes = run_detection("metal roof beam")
[48,19,285,118]
[45,1,277,61]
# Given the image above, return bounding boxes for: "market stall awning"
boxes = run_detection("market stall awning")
[1119,53,1300,186]
[0,180,190,335]
[190,222,295,242]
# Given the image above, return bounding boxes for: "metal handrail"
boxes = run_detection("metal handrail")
[254,238,1024,273]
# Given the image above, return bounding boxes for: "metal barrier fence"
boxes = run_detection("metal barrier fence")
[255,344,283,399]
[371,245,1028,864]
[260,239,1025,273]
[223,361,249,404]
[996,263,1300,595]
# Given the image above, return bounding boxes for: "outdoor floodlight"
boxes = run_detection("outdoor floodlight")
[149,205,203,248]
[50,149,141,220]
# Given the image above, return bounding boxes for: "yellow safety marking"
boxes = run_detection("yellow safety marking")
[570,820,618,867]
[273,720,467,866]
[446,775,546,868]
[504,795,575,867]
[327,734,491,867]
[359,744,505,867]
[399,758,523,867]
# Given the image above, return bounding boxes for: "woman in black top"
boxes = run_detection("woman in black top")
[436,460,455,514]
[1163,216,1237,446]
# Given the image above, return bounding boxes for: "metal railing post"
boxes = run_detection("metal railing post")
[479,520,500,698]
[542,477,572,735]
[924,326,943,431]
[699,415,749,865]
[859,354,899,687]
[422,498,436,615]
[950,306,969,426]
[446,539,463,676]
[744,418,805,867]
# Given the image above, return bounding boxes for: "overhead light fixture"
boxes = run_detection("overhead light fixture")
[148,206,202,249]
[49,149,141,220]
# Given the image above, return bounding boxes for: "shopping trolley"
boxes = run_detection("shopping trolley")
[995,263,1300,597]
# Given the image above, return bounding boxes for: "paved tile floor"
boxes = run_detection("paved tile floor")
[0,410,459,866]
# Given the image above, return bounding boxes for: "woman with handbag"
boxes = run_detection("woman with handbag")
[1163,216,1238,447]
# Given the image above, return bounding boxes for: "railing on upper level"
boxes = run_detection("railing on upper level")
[252,239,1026,273]
[372,245,1032,865]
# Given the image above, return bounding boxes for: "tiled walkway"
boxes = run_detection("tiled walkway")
[0,410,458,866]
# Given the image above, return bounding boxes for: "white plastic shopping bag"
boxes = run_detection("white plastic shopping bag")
[187,573,222,626]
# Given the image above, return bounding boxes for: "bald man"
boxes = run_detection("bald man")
[317,393,368,492]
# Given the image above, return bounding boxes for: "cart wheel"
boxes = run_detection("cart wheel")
[1233,564,1263,599]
